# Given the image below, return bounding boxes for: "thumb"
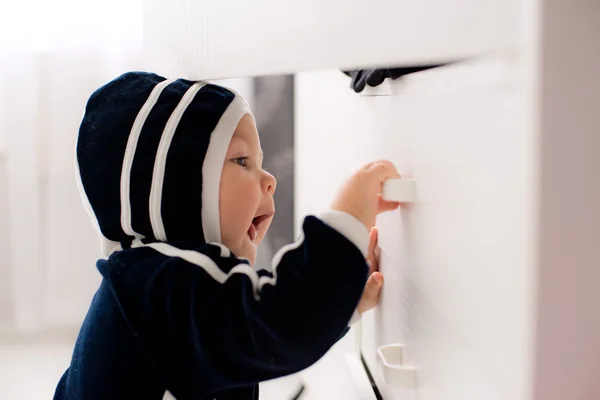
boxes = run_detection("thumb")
[358,272,384,315]
[364,272,384,298]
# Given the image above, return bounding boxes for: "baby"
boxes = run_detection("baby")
[54,72,400,400]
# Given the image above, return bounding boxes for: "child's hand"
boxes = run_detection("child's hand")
[330,160,401,230]
[357,227,384,315]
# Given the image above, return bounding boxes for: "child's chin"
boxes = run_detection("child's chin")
[239,239,257,265]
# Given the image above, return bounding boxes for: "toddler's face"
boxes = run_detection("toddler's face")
[219,114,277,265]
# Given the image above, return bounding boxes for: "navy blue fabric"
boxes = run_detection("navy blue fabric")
[77,72,163,244]
[161,85,235,243]
[129,79,188,243]
[56,72,368,399]
[55,218,368,399]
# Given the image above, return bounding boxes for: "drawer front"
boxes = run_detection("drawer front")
[296,58,533,400]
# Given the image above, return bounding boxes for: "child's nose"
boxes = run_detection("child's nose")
[263,171,277,195]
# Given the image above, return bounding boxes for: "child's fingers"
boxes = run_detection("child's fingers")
[365,273,383,297]
[359,272,384,314]
[367,228,378,274]
[368,227,378,256]
[370,271,383,287]
[364,160,401,182]
[378,196,401,213]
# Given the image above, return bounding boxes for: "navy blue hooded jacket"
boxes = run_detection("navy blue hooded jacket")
[54,72,370,400]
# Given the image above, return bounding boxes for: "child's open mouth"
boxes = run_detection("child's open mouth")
[247,213,273,242]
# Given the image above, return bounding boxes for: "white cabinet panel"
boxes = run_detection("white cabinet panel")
[0,154,10,329]
[143,0,520,79]
[364,68,534,399]
[295,57,534,400]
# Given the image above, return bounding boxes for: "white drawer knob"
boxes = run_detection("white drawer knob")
[377,344,417,389]
[382,179,417,202]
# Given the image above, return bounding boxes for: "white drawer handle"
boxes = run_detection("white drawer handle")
[382,179,417,203]
[377,344,417,389]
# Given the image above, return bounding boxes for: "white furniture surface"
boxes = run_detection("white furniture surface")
[142,0,520,80]
[295,57,533,400]
[294,0,599,395]
[0,152,10,330]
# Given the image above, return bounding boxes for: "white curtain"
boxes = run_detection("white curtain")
[0,0,149,333]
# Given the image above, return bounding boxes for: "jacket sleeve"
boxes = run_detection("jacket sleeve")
[119,211,370,396]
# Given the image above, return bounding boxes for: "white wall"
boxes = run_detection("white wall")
[533,1,600,399]
[1,52,149,332]
[39,56,110,328]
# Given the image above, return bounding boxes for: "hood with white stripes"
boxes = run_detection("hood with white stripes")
[76,72,252,257]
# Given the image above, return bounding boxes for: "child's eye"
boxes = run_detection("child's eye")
[233,157,248,167]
